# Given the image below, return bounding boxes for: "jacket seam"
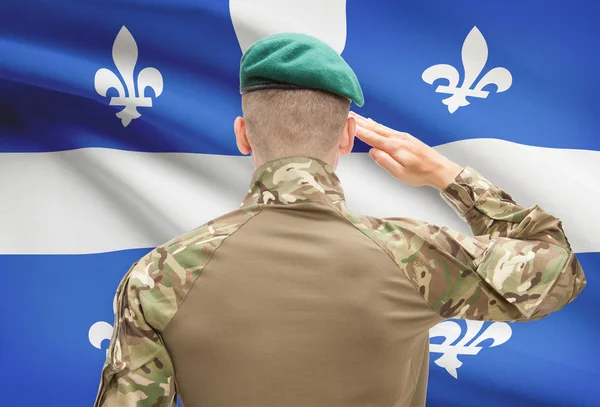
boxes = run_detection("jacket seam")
[156,204,265,333]
[241,198,338,208]
[324,202,442,317]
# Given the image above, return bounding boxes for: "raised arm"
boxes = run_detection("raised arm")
[351,112,586,321]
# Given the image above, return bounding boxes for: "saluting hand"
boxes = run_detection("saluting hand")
[350,112,463,191]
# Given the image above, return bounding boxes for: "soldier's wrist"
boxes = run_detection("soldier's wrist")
[430,161,464,191]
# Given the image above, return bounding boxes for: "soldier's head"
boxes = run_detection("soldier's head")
[235,88,355,169]
[234,33,364,170]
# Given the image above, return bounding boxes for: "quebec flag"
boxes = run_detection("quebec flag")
[1,1,598,406]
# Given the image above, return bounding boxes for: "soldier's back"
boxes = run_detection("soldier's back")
[127,157,433,407]
[120,156,584,407]
[162,194,435,406]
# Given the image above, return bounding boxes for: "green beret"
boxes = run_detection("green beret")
[239,32,364,107]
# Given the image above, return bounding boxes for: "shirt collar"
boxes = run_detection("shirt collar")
[240,155,346,207]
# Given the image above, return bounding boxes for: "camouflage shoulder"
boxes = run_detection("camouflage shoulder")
[338,209,470,270]
[336,207,497,318]
[128,204,263,330]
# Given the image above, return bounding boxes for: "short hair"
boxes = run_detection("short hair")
[241,88,351,162]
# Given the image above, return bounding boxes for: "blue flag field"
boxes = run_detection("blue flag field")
[0,1,598,406]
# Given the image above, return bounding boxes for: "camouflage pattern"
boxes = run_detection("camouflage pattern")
[439,166,586,318]
[96,155,586,406]
[240,157,346,207]
[240,156,585,321]
[94,206,262,407]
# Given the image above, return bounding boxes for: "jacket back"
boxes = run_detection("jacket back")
[94,156,586,407]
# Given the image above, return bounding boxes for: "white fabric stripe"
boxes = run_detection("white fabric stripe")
[0,139,598,254]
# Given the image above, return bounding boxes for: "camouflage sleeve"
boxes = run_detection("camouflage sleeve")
[94,262,177,407]
[384,166,586,322]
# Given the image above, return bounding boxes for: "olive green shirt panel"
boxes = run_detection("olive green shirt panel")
[163,202,440,407]
[94,205,263,407]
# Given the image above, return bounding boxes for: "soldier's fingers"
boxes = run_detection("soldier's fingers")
[350,111,373,123]
[351,113,393,138]
[350,112,411,140]
[369,148,406,177]
[350,112,381,131]
[356,124,395,151]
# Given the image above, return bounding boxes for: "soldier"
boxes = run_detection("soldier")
[94,33,586,407]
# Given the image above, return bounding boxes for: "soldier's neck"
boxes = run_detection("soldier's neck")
[251,151,338,170]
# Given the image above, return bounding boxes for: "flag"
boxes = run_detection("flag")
[0,1,598,406]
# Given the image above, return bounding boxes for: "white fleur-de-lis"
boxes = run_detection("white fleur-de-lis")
[89,321,114,356]
[89,300,116,356]
[422,26,512,113]
[94,26,163,127]
[429,320,512,378]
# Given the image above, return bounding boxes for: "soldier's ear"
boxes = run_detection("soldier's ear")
[348,116,356,142]
[234,116,251,155]
[339,116,356,156]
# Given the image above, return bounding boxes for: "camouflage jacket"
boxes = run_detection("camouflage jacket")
[94,155,586,407]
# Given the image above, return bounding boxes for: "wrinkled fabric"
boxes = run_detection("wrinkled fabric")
[95,155,585,407]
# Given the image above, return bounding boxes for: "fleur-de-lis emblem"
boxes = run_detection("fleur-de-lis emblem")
[422,26,512,113]
[94,26,163,127]
[429,320,512,378]
[89,320,114,356]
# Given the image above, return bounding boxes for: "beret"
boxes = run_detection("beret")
[239,32,364,106]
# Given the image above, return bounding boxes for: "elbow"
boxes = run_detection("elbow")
[524,251,587,320]
[564,255,587,304]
